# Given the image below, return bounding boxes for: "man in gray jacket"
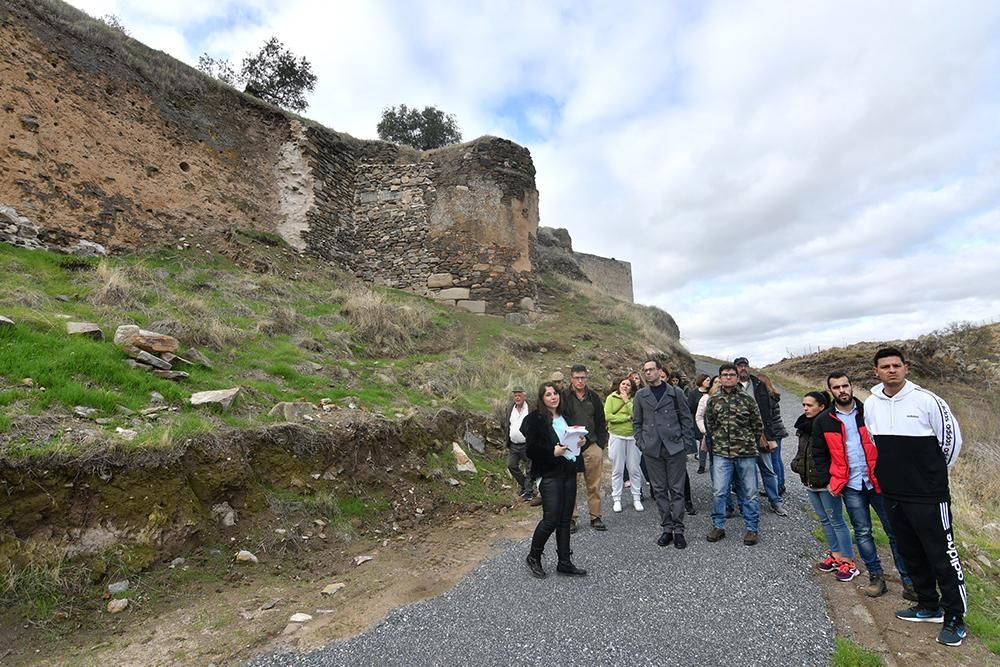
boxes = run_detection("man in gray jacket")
[633,358,698,548]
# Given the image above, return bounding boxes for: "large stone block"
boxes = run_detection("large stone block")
[427,273,454,288]
[456,300,487,314]
[435,287,470,300]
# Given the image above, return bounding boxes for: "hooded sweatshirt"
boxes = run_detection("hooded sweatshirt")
[863,380,962,503]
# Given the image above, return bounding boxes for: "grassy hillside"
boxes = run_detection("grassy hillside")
[0,232,691,462]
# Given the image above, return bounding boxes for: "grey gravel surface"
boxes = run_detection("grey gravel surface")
[250,366,834,666]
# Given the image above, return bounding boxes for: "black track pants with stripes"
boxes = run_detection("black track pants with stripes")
[886,498,968,618]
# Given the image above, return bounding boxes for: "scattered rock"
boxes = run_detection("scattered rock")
[211,502,237,527]
[66,321,104,340]
[19,378,33,388]
[153,370,189,381]
[505,312,529,326]
[184,348,213,368]
[114,325,179,358]
[288,613,313,623]
[73,406,98,419]
[519,297,535,312]
[115,427,137,441]
[463,430,485,454]
[160,352,193,366]
[456,300,487,314]
[169,558,186,569]
[447,478,461,486]
[353,555,374,566]
[267,401,316,422]
[0,315,14,327]
[235,550,258,564]
[190,387,241,410]
[260,600,278,611]
[320,582,346,597]
[125,360,155,372]
[107,599,128,614]
[133,350,172,370]
[95,417,113,425]
[115,405,136,416]
[452,442,477,474]
[281,623,300,635]
[149,391,165,405]
[107,580,129,595]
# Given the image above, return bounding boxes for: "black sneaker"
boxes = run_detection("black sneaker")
[696,465,706,474]
[937,616,967,646]
[685,503,697,516]
[895,605,944,623]
[673,533,687,549]
[657,531,673,547]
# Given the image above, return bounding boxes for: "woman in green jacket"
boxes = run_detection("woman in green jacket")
[605,376,644,513]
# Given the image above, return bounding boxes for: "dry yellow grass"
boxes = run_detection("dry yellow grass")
[340,287,435,357]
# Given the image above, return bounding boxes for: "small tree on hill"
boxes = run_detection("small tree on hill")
[99,14,130,36]
[377,105,462,150]
[197,37,317,112]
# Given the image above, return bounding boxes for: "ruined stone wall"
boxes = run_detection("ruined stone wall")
[0,0,540,314]
[575,252,634,303]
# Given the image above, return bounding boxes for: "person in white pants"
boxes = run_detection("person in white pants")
[604,376,644,512]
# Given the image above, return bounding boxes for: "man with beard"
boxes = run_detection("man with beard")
[815,372,916,600]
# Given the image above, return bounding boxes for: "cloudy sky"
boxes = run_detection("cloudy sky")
[68,0,1000,364]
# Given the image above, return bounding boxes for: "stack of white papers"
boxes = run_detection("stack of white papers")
[560,426,588,458]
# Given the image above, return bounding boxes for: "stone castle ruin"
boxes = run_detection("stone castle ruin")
[0,0,631,313]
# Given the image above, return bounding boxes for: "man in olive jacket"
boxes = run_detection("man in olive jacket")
[561,364,610,532]
[705,363,764,546]
[633,358,697,548]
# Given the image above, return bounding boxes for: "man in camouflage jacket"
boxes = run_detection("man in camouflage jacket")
[705,363,764,545]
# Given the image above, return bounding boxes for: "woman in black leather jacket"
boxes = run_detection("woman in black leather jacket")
[521,381,587,578]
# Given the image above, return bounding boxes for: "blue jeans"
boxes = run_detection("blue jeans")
[756,450,781,506]
[712,456,759,532]
[806,489,854,557]
[842,486,912,584]
[769,438,785,490]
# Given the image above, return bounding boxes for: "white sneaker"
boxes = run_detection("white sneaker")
[613,500,622,513]
[633,500,644,511]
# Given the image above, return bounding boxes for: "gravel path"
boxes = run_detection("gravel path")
[250,364,834,666]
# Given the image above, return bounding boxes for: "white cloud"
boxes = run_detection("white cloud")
[64,0,1000,364]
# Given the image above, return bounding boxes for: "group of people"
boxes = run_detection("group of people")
[503,347,969,648]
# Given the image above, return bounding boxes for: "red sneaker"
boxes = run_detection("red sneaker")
[835,560,860,582]
[815,554,840,572]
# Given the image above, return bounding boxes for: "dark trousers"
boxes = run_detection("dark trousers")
[887,498,968,618]
[645,449,687,534]
[530,474,576,560]
[506,445,532,495]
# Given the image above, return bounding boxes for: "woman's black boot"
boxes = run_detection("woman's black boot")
[556,560,587,576]
[526,551,546,579]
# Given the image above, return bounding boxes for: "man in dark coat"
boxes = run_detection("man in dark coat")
[633,358,697,548]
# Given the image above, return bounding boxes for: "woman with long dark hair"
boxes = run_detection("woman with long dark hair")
[521,381,587,578]
[791,391,859,581]
[605,375,643,513]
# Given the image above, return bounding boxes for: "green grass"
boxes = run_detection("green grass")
[830,636,883,667]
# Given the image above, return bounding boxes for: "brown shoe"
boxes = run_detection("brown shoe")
[864,574,888,598]
[743,531,759,546]
[706,527,726,542]
[529,495,543,507]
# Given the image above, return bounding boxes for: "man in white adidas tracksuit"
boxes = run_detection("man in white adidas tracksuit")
[863,347,967,647]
